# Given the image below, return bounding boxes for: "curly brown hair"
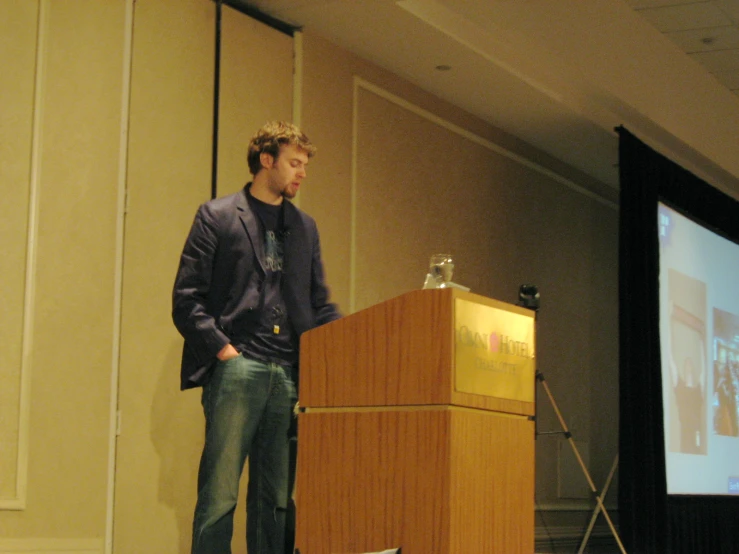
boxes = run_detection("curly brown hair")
[247,121,317,176]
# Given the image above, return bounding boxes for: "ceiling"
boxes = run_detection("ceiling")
[238,0,739,199]
[628,0,739,97]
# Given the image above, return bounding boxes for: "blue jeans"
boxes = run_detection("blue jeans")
[192,355,297,554]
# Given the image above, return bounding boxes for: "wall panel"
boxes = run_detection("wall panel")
[113,0,215,551]
[0,0,38,508]
[0,0,125,543]
[217,5,293,196]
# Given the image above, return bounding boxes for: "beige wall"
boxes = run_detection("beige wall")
[2,1,623,552]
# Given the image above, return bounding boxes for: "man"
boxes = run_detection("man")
[172,121,341,554]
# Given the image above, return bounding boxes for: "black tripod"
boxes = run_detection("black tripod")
[517,285,626,554]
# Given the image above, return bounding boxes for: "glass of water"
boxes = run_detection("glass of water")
[429,253,454,287]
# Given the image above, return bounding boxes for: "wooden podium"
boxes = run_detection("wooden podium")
[295,289,536,553]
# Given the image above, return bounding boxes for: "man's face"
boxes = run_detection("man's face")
[262,143,309,200]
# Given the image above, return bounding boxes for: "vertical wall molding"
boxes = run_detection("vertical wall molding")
[103,0,135,550]
[1,0,47,512]
[348,77,360,314]
[210,0,222,200]
[292,31,303,128]
[292,30,303,209]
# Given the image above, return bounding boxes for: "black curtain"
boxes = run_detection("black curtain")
[617,127,739,553]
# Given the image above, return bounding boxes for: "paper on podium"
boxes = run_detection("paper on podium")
[421,272,470,291]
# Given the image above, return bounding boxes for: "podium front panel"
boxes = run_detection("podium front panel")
[295,406,534,554]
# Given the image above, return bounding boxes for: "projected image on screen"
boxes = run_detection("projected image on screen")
[659,202,739,495]
[712,308,739,438]
[665,272,707,456]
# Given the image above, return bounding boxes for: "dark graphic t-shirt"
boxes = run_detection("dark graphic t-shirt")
[238,192,298,367]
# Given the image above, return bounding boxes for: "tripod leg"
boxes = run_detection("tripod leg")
[537,372,627,554]
[577,454,619,554]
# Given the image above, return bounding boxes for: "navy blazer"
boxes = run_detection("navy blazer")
[172,185,340,390]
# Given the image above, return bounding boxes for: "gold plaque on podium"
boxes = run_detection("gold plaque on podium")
[454,298,535,402]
